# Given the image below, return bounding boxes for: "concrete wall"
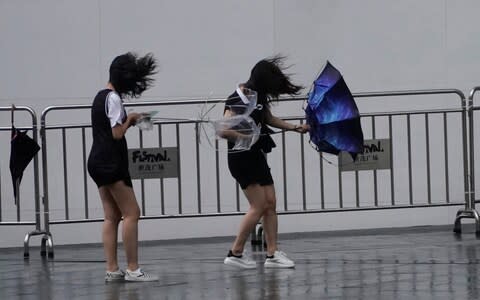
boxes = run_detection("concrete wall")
[1,0,480,248]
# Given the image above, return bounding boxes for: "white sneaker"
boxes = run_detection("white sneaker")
[125,268,159,282]
[224,250,257,269]
[264,250,295,268]
[105,269,125,282]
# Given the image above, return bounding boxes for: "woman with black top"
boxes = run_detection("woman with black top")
[87,52,158,282]
[223,56,309,269]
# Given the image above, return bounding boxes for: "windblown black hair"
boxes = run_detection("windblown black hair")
[109,52,157,98]
[244,55,303,106]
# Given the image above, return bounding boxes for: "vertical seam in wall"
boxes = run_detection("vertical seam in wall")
[444,0,448,85]
[97,0,102,87]
[272,0,276,54]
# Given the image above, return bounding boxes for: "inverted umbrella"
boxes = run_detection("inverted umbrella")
[10,126,40,202]
[305,61,363,159]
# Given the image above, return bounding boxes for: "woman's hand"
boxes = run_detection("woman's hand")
[127,112,142,127]
[292,124,309,133]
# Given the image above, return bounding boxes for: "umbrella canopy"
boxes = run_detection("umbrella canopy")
[197,87,262,152]
[305,61,364,159]
[10,127,40,200]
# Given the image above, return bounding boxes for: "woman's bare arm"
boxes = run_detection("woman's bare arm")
[111,112,141,140]
[265,109,309,133]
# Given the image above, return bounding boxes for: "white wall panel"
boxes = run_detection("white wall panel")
[0,0,100,104]
[99,0,275,99]
[446,0,480,92]
[1,1,480,247]
[273,0,447,93]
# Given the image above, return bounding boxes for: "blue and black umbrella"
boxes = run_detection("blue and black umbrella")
[305,61,364,159]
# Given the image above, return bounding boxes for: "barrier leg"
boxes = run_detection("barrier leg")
[23,230,50,259]
[473,210,480,235]
[251,223,263,245]
[23,233,31,259]
[453,208,480,234]
[40,233,54,259]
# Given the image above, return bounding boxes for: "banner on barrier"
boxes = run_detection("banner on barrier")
[338,139,391,171]
[128,147,178,179]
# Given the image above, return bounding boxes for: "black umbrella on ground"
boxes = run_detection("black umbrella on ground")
[10,126,40,203]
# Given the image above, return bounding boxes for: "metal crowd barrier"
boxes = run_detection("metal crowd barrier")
[454,87,480,234]
[38,89,470,256]
[0,105,49,257]
[276,89,468,214]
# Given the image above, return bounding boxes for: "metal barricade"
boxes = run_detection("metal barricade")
[455,87,480,234]
[273,89,467,213]
[40,89,470,256]
[40,99,231,257]
[0,105,48,257]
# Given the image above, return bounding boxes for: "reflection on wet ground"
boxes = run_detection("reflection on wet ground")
[1,225,479,299]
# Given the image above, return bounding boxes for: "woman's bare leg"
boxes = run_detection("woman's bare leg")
[261,184,278,256]
[231,184,267,255]
[107,181,141,271]
[99,186,122,272]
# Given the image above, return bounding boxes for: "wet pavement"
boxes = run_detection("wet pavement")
[1,225,480,299]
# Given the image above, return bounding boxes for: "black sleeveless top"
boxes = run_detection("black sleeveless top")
[87,89,132,187]
[225,90,276,153]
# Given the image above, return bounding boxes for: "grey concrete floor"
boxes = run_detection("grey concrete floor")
[1,225,480,300]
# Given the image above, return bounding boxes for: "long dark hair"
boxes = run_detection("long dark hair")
[244,55,303,107]
[109,52,157,98]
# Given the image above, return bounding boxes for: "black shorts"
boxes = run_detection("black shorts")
[227,150,274,189]
[87,162,133,188]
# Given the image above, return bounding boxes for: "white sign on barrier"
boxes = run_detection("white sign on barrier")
[338,139,391,171]
[128,147,178,179]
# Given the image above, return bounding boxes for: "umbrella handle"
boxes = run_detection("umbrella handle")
[11,104,15,126]
[14,178,19,205]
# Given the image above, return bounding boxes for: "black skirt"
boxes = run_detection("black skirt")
[227,149,273,189]
[87,160,133,188]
